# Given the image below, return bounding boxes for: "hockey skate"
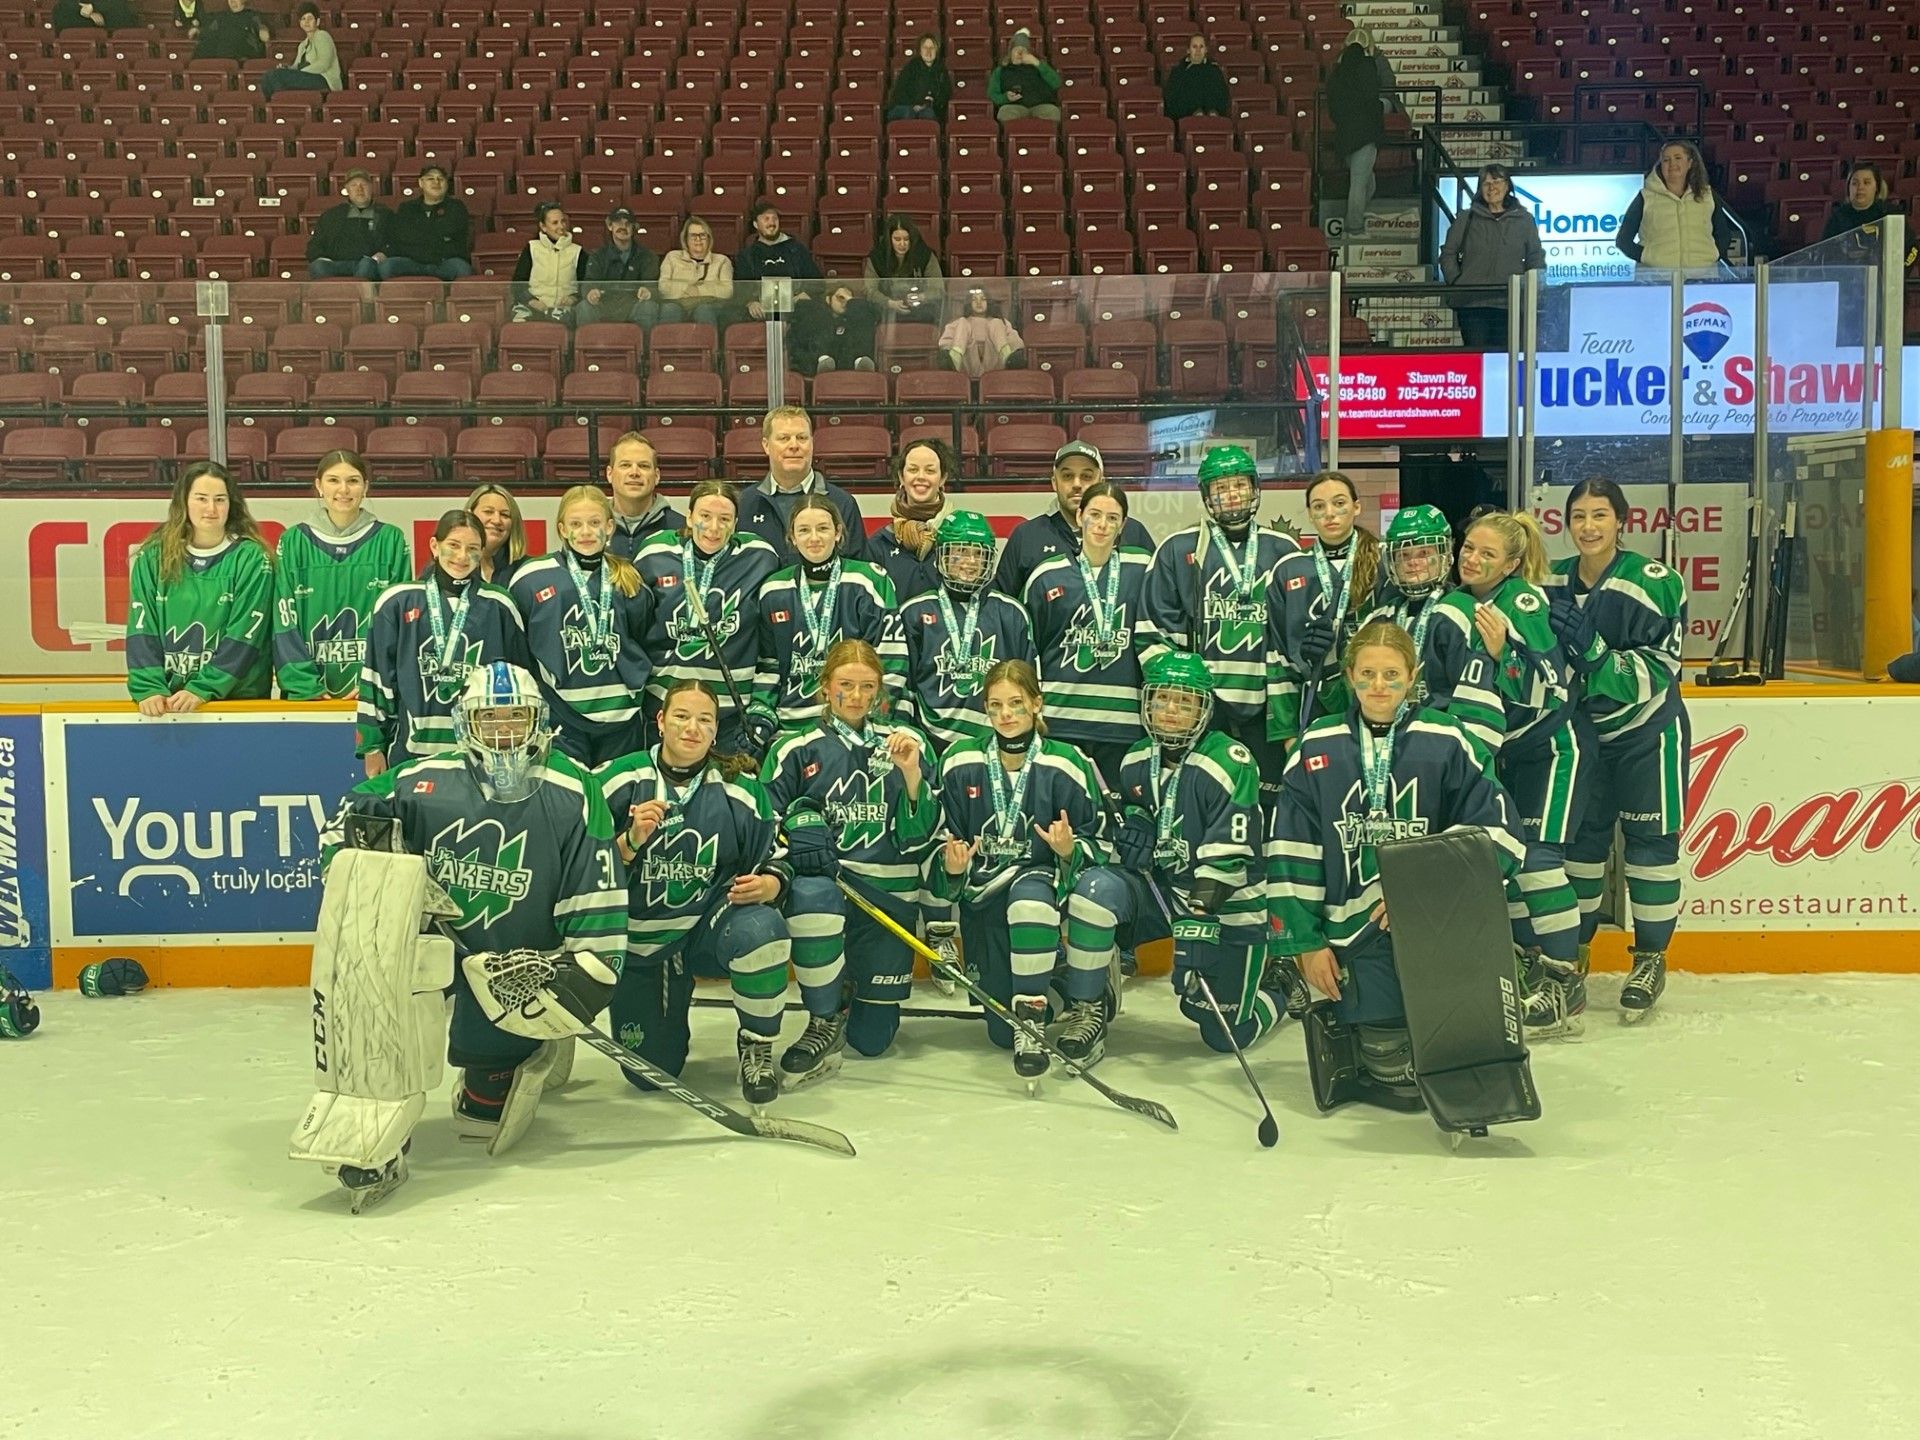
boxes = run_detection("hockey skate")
[738,1028,778,1108]
[1050,998,1107,1067]
[1012,994,1050,1091]
[337,1141,411,1215]
[1619,949,1666,1022]
[780,1010,847,1088]
[452,1065,515,1141]
[1262,953,1311,1020]
[1522,950,1588,1040]
[926,919,960,997]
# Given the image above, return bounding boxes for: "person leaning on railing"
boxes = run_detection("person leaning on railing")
[1614,140,1741,272]
[1438,163,1545,349]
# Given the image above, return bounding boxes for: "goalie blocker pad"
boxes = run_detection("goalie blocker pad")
[1376,828,1542,1133]
[289,848,458,1171]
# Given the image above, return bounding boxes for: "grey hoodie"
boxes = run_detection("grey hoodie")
[1439,200,1546,307]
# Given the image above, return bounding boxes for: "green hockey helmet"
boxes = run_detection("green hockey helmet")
[1141,649,1215,748]
[1383,503,1453,598]
[1195,445,1260,530]
[934,509,997,597]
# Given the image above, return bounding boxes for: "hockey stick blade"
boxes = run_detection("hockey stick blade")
[835,878,1179,1131]
[575,1027,856,1157]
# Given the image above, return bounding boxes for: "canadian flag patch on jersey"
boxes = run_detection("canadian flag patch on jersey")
[404,607,422,623]
[659,574,678,587]
[535,586,556,603]
[413,779,435,793]
[1306,754,1327,771]
[771,609,790,623]
[802,762,820,779]
[1044,587,1064,602]
[966,785,981,798]
[1287,575,1307,591]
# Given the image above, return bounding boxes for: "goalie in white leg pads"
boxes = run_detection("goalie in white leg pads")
[307,662,628,1192]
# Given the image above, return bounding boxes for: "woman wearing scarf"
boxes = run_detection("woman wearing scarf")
[870,437,956,602]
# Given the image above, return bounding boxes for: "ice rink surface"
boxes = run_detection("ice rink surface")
[8,972,1918,1440]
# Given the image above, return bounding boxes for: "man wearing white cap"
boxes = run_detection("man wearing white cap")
[993,440,1157,597]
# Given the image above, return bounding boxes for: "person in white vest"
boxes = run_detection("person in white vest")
[510,202,587,324]
[1613,141,1740,274]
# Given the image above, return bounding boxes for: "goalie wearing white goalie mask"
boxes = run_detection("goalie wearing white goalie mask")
[291,662,628,1210]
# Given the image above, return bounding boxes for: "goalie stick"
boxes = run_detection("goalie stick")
[1097,789,1282,1150]
[833,876,1179,1132]
[467,948,856,1157]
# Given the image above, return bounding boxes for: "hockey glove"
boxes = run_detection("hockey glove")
[1548,590,1606,674]
[784,802,839,879]
[1298,613,1337,673]
[741,702,781,759]
[1113,806,1158,872]
[0,964,40,1039]
[464,948,618,1042]
[1170,914,1225,998]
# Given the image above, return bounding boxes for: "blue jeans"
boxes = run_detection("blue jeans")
[308,257,378,280]
[377,256,474,281]
[886,104,939,121]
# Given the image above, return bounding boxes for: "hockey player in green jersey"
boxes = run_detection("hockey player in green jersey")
[127,461,275,714]
[273,449,412,701]
[598,677,793,1107]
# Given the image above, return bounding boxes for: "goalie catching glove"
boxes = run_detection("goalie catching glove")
[464,947,618,1041]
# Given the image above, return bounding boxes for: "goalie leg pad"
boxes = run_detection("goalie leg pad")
[1302,1000,1363,1112]
[290,849,456,1171]
[1376,829,1543,1133]
[488,1040,565,1157]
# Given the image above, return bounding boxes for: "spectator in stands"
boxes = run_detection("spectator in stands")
[259,4,342,100]
[466,482,529,586]
[1615,141,1739,273]
[306,168,392,280]
[1821,162,1917,268]
[173,0,201,35]
[1163,35,1230,121]
[511,201,587,323]
[194,0,270,61]
[657,215,734,328]
[50,0,136,32]
[579,207,663,327]
[991,30,1062,124]
[791,282,880,376]
[864,215,945,327]
[886,34,952,123]
[605,432,684,560]
[379,165,473,280]
[938,286,1027,376]
[734,201,823,322]
[871,437,957,602]
[1439,163,1545,349]
[1328,29,1385,244]
[737,406,869,567]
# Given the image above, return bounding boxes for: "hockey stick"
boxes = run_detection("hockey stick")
[833,876,1179,1131]
[1095,789,1282,1149]
[468,948,856,1157]
[679,563,761,748]
[693,993,978,1020]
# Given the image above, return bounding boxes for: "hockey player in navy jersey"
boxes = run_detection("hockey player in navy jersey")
[898,510,1036,754]
[751,494,905,731]
[761,639,943,1082]
[509,486,656,765]
[301,663,626,1205]
[1544,477,1691,1024]
[1022,480,1152,789]
[1138,444,1300,797]
[1267,622,1527,1111]
[932,660,1115,1076]
[598,678,792,1107]
[1270,471,1385,732]
[357,509,528,778]
[632,481,782,754]
[1069,651,1289,1053]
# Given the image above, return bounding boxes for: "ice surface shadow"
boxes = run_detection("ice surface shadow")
[728,1342,1215,1439]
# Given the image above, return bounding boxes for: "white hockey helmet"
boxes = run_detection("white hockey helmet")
[454,661,553,802]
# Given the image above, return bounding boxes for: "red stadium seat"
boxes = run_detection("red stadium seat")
[91,427,179,486]
[810,422,892,479]
[641,425,719,484]
[644,371,725,434]
[271,424,360,482]
[985,421,1068,478]
[363,426,449,485]
[392,372,475,442]
[0,427,86,483]
[452,427,540,486]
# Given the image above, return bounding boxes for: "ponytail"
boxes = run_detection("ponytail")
[1346,526,1382,619]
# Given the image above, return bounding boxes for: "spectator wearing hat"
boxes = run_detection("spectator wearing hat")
[305,168,392,280]
[379,165,473,280]
[1163,35,1230,121]
[580,207,663,327]
[194,0,270,61]
[990,29,1062,124]
[258,4,342,100]
[993,441,1157,597]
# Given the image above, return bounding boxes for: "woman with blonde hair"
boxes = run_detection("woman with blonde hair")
[657,215,735,328]
[126,460,275,714]
[274,448,412,701]
[1272,471,1385,735]
[631,479,782,753]
[507,486,656,765]
[932,659,1116,1080]
[465,482,529,586]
